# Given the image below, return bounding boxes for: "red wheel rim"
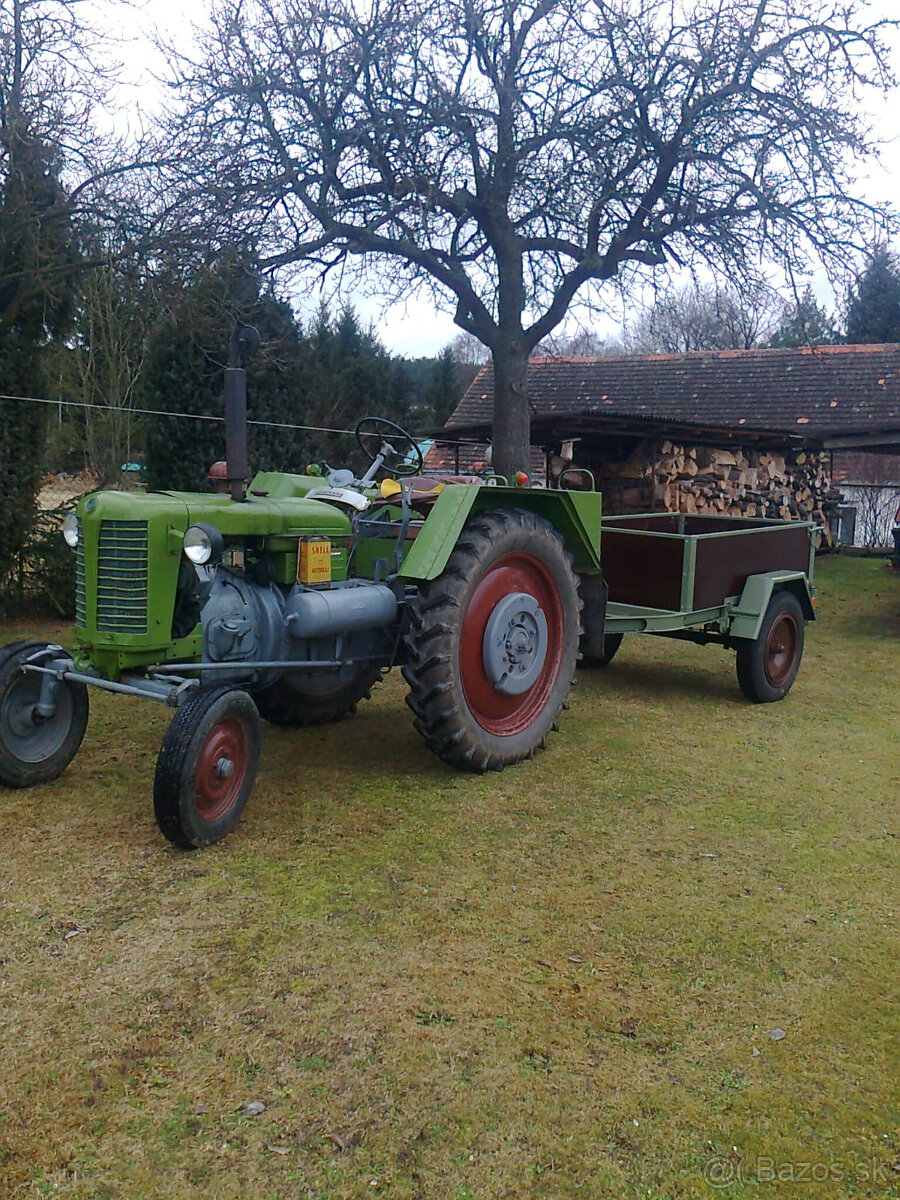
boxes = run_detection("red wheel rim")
[194,716,248,821]
[764,612,800,687]
[459,552,564,736]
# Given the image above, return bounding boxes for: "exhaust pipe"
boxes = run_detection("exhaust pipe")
[224,322,261,502]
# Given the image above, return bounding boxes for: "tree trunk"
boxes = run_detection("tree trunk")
[490,343,531,480]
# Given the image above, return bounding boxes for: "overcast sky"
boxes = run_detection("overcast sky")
[87,0,900,356]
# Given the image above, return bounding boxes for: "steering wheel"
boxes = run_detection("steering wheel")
[355,416,424,477]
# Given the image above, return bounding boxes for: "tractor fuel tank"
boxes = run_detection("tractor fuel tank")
[285,583,397,640]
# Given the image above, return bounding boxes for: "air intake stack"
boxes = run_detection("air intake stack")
[224,322,261,502]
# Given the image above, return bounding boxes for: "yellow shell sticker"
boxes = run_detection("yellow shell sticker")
[298,538,332,584]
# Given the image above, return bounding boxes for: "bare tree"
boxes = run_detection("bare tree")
[449,331,490,366]
[535,327,625,358]
[625,281,784,353]
[76,257,154,483]
[1,1,181,309]
[0,0,136,270]
[163,0,896,476]
[851,483,900,548]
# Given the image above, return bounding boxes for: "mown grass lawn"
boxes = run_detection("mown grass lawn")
[0,555,897,1200]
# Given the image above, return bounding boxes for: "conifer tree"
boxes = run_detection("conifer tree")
[768,287,836,347]
[142,261,311,491]
[845,247,900,344]
[423,347,461,427]
[0,131,79,586]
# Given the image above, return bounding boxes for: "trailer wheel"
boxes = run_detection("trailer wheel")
[736,591,805,703]
[154,687,261,848]
[0,640,88,788]
[580,632,624,669]
[578,575,622,668]
[402,508,580,771]
[254,663,381,726]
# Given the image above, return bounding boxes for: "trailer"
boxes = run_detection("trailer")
[580,512,816,701]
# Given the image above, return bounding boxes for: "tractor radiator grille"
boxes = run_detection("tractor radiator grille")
[75,518,86,627]
[95,520,149,633]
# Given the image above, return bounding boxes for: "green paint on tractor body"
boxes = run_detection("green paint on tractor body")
[398,485,602,580]
[72,480,356,676]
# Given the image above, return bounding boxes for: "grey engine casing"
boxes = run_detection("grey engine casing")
[200,569,398,684]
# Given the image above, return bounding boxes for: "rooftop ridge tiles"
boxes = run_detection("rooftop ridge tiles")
[526,343,900,366]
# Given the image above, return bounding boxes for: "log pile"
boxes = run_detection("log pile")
[595,439,839,542]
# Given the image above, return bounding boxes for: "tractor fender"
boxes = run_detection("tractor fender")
[727,571,816,641]
[398,484,602,581]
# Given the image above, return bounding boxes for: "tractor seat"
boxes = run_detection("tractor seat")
[405,475,481,506]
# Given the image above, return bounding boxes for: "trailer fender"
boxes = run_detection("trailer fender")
[399,485,602,581]
[728,571,815,641]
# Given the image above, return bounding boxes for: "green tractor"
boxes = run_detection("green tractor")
[0,326,603,847]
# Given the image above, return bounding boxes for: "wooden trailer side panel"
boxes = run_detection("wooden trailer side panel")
[692,525,811,610]
[600,528,685,610]
[599,515,813,615]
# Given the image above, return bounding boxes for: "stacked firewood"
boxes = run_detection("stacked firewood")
[595,439,839,541]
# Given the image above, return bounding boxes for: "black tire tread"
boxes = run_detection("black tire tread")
[0,640,89,788]
[153,686,261,848]
[402,507,582,772]
[580,631,624,669]
[735,591,805,703]
[253,664,382,727]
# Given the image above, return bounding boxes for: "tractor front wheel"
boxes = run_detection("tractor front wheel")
[402,508,580,771]
[154,687,261,848]
[735,591,805,703]
[0,640,89,787]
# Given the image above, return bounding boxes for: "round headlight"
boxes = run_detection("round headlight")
[184,526,213,565]
[183,523,223,566]
[62,513,79,549]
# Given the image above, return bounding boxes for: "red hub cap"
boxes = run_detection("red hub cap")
[194,717,248,821]
[764,612,800,687]
[459,552,564,736]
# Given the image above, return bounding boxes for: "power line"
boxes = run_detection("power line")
[0,392,358,437]
[0,392,489,446]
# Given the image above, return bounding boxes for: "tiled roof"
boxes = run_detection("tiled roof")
[446,344,900,442]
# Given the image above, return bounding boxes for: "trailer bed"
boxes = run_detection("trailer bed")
[600,513,816,633]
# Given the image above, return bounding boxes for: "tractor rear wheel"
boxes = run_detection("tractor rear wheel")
[254,662,381,727]
[0,640,89,787]
[735,591,805,703]
[402,508,580,771]
[154,687,261,848]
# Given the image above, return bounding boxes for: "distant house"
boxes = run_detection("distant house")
[830,451,900,548]
[433,344,900,546]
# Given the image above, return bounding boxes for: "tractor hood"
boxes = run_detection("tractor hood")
[74,487,353,540]
[164,490,354,539]
[70,488,355,677]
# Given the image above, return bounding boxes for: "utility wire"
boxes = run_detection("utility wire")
[0,392,358,437]
[0,392,488,446]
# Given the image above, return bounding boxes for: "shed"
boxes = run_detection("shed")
[434,344,900,544]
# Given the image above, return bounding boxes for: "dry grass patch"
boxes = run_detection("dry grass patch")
[0,557,897,1199]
